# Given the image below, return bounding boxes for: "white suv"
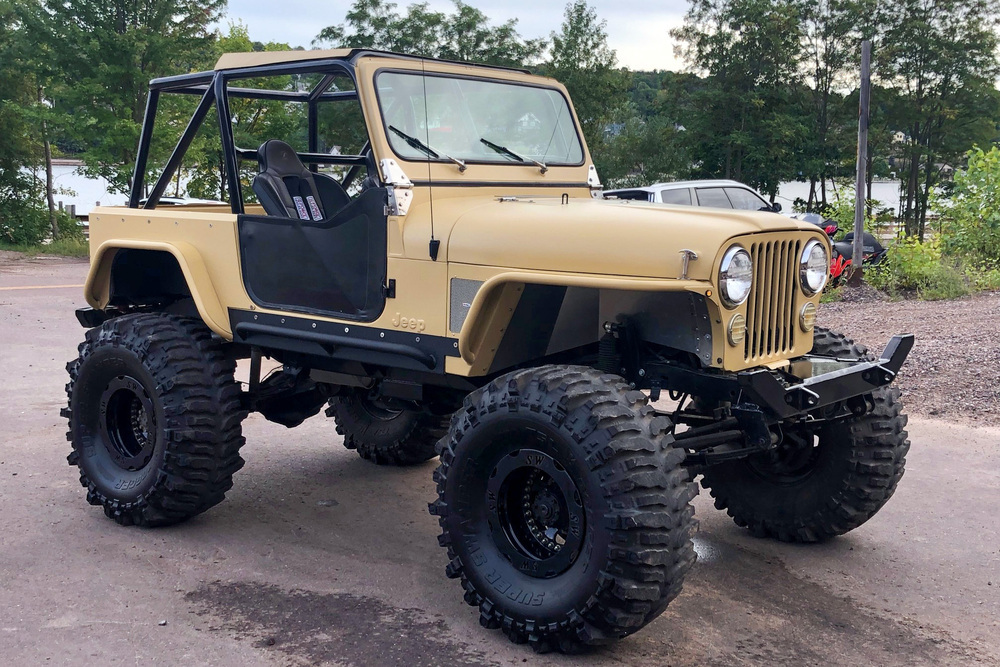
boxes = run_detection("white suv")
[604,179,782,212]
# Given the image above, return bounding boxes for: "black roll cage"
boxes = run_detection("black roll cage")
[129,57,373,214]
[130,50,532,213]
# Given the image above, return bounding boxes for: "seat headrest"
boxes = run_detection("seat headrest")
[258,140,307,175]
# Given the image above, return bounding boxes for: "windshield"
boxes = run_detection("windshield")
[375,71,584,166]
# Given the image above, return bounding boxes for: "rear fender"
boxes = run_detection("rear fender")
[85,240,230,338]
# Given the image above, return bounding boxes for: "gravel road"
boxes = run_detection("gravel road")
[819,288,1000,427]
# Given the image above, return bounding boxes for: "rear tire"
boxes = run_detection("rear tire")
[63,314,246,527]
[326,391,448,465]
[430,365,697,652]
[700,327,909,542]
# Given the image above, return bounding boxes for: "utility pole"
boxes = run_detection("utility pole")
[848,40,871,288]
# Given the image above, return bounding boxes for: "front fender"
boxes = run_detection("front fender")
[457,271,714,370]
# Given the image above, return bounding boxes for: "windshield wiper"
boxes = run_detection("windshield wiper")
[389,125,466,172]
[480,137,548,174]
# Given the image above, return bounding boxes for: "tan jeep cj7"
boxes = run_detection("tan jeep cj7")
[65,49,913,652]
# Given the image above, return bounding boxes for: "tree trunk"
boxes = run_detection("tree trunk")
[903,140,921,238]
[919,151,934,242]
[865,150,874,219]
[218,156,227,202]
[43,129,58,240]
[37,88,59,239]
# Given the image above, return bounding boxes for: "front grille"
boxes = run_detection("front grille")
[744,238,801,362]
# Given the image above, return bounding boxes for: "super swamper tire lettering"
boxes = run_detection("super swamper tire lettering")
[63,313,246,527]
[429,365,697,652]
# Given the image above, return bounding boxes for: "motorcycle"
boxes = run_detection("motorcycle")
[792,213,888,286]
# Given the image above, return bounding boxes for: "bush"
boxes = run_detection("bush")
[937,146,1000,266]
[866,237,970,300]
[0,202,86,246]
[964,262,1000,291]
[0,201,49,245]
[55,210,86,240]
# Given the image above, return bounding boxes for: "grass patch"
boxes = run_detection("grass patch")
[0,237,90,258]
[865,237,973,301]
[820,286,842,303]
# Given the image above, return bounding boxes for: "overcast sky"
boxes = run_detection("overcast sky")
[218,0,690,71]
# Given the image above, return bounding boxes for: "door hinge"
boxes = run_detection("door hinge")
[383,279,396,299]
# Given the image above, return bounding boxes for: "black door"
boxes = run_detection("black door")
[238,187,389,321]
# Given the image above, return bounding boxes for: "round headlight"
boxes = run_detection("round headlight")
[800,240,829,295]
[719,246,753,307]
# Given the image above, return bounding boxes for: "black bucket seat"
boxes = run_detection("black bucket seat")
[252,140,350,220]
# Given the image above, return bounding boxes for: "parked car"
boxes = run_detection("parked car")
[605,179,783,213]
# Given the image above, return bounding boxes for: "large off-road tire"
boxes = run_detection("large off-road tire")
[63,313,246,527]
[701,326,909,542]
[429,366,697,652]
[326,391,448,465]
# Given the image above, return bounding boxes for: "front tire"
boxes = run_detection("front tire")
[701,327,910,542]
[430,366,697,652]
[63,314,246,527]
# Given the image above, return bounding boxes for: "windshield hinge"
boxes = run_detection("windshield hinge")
[588,164,603,199]
[380,159,413,216]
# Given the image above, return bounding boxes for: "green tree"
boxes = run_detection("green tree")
[316,0,545,68]
[0,0,48,244]
[872,0,1000,239]
[31,0,225,195]
[544,1,629,181]
[798,0,859,209]
[672,0,808,197]
[601,114,691,188]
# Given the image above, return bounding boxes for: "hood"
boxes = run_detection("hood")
[446,197,817,280]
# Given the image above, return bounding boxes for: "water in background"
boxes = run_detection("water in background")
[42,161,125,216]
[775,179,902,214]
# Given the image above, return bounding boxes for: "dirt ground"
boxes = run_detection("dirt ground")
[819,288,1000,427]
[2,252,999,666]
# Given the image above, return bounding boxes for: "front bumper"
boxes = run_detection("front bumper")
[650,334,914,421]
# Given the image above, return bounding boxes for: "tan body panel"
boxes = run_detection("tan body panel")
[85,207,451,343]
[446,197,816,280]
[86,208,248,338]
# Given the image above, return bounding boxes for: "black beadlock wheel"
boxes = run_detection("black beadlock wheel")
[700,326,910,542]
[326,390,448,465]
[429,365,698,652]
[62,313,247,527]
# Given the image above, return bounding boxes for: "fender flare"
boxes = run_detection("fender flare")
[85,240,231,339]
[457,272,707,366]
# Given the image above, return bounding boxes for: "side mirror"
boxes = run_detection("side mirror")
[771,202,782,213]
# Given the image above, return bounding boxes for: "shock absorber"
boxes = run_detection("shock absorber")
[597,322,621,374]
